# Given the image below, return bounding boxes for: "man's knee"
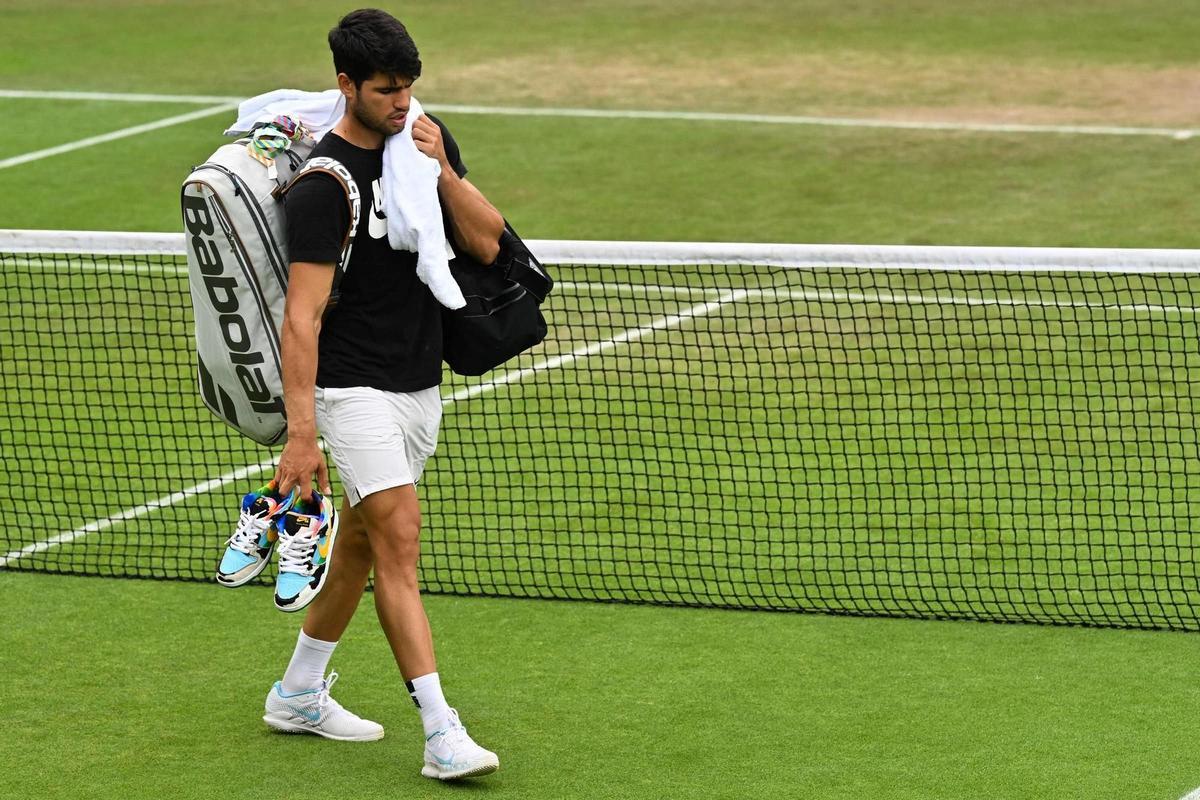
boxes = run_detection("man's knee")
[374,516,420,563]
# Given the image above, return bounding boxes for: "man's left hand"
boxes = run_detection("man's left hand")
[411,115,448,168]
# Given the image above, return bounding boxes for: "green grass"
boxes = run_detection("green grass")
[5,571,1200,800]
[4,0,1197,98]
[4,112,1199,245]
[0,100,210,161]
[1,2,1199,243]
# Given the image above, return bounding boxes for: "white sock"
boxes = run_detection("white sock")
[406,672,452,736]
[281,630,337,693]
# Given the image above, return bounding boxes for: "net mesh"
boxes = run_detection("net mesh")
[3,232,1199,630]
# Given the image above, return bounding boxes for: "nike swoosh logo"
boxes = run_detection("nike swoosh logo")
[369,178,387,240]
[286,703,321,723]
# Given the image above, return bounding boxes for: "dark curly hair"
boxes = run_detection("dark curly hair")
[328,9,422,87]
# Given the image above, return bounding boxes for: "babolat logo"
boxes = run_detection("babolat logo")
[183,189,285,424]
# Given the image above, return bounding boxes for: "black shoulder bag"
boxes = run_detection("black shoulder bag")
[442,223,553,376]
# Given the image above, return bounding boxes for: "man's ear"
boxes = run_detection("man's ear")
[336,73,355,99]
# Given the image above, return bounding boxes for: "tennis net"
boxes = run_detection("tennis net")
[3,229,1199,630]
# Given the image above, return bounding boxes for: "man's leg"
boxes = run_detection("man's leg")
[263,496,384,742]
[355,483,434,678]
[302,496,374,642]
[277,496,373,692]
[356,482,498,779]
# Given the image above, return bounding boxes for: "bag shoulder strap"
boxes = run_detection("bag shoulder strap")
[276,156,362,287]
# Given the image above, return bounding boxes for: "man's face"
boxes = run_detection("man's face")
[347,73,413,136]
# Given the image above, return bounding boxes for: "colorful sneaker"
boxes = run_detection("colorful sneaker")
[421,709,499,780]
[263,672,384,742]
[216,480,297,587]
[273,490,338,612]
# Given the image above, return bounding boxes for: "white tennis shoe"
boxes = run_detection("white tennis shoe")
[262,672,384,742]
[421,708,499,780]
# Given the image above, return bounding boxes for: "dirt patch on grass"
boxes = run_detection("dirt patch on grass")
[423,52,1200,128]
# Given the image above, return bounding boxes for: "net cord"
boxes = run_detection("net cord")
[3,229,1198,273]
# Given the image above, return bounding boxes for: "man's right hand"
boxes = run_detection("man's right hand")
[274,434,331,500]
[275,260,337,502]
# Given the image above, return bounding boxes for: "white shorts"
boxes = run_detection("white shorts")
[315,385,442,507]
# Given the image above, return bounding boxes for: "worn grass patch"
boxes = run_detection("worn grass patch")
[3,0,1198,124]
[427,53,1200,127]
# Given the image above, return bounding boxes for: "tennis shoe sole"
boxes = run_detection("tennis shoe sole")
[421,760,499,781]
[262,711,384,742]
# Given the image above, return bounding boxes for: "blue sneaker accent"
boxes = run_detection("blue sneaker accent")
[275,571,312,601]
[274,491,339,612]
[270,683,323,722]
[218,548,256,575]
[286,703,322,723]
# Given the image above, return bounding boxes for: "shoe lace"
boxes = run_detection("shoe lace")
[317,672,340,715]
[276,523,319,574]
[226,509,270,555]
[435,709,473,747]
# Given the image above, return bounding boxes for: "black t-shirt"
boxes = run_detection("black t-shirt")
[284,118,467,392]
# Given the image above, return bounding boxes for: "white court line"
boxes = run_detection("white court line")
[443,289,749,404]
[0,89,243,104]
[0,460,277,567]
[0,290,746,568]
[2,89,1195,139]
[0,103,238,170]
[760,286,1200,315]
[9,257,186,275]
[432,104,1200,140]
[557,281,716,299]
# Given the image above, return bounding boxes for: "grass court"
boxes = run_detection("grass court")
[4,2,1200,798]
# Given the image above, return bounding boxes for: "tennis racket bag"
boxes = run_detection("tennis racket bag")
[181,116,360,445]
[442,223,553,376]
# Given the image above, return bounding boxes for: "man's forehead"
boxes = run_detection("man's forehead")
[370,72,414,88]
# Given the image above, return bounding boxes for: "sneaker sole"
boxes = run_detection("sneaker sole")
[421,760,500,781]
[215,547,273,588]
[262,712,384,742]
[274,506,339,613]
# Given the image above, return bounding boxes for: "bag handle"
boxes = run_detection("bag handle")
[498,223,553,303]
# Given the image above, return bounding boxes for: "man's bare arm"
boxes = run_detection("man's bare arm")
[411,115,504,264]
[273,261,336,498]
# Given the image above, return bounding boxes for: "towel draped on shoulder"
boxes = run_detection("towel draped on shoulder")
[227,88,466,310]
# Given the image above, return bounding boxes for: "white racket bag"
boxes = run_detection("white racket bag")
[181,116,359,444]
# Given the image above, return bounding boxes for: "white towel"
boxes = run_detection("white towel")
[225,88,346,139]
[226,89,466,310]
[381,97,464,309]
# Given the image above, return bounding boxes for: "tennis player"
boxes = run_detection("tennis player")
[263,9,503,780]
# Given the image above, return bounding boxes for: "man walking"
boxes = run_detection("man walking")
[265,8,503,780]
